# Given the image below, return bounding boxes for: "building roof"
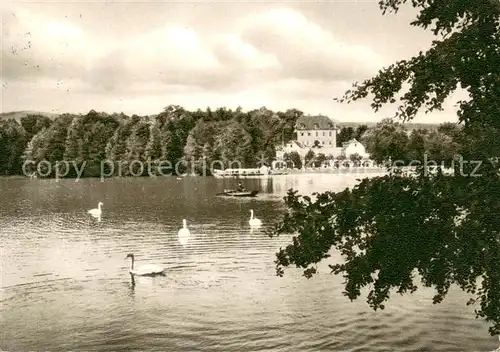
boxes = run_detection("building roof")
[295,115,339,130]
[284,140,305,148]
[342,138,360,148]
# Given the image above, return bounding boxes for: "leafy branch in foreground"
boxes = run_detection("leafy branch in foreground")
[335,0,499,125]
[273,0,500,335]
[272,167,500,334]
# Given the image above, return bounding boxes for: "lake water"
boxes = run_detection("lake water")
[0,173,498,351]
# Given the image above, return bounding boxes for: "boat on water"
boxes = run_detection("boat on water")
[213,166,288,178]
[217,189,259,197]
[270,169,288,175]
[213,166,271,178]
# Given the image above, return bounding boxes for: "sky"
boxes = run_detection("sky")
[1,0,465,123]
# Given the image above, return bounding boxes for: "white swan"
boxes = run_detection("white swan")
[125,253,165,276]
[249,209,262,227]
[178,219,190,245]
[88,202,103,217]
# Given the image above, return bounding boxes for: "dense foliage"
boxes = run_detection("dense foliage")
[1,106,303,177]
[270,0,500,336]
[360,118,462,166]
[1,105,459,177]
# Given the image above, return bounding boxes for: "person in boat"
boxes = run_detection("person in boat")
[237,182,247,192]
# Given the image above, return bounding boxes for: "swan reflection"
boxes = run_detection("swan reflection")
[90,213,101,222]
[128,274,136,296]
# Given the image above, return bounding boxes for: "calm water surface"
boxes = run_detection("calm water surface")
[0,173,498,351]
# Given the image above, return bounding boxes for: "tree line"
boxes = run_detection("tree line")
[0,105,467,177]
[0,106,302,178]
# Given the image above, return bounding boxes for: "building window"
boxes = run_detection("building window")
[313,123,319,129]
[308,132,311,136]
[316,132,318,137]
[300,132,304,136]
[329,131,332,137]
[322,141,325,144]
[323,132,325,136]
[329,141,331,145]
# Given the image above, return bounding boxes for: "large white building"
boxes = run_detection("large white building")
[275,116,371,167]
[295,115,339,148]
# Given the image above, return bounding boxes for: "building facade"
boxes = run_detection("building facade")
[295,115,339,148]
[274,115,373,168]
[342,138,370,159]
[275,141,307,161]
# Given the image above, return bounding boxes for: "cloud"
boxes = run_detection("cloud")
[4,3,455,124]
[1,5,92,82]
[2,5,385,93]
[113,26,222,88]
[239,8,388,82]
[81,25,249,93]
[212,34,279,70]
[84,24,280,94]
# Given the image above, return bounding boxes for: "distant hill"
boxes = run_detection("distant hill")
[0,111,60,122]
[338,121,441,131]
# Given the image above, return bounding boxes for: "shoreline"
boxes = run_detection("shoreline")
[0,168,389,181]
[284,167,387,174]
